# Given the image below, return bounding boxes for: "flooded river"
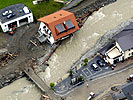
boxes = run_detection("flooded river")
[1,0,133,99]
[44,0,133,85]
[0,78,41,100]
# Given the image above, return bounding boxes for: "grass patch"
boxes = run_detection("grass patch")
[0,0,64,19]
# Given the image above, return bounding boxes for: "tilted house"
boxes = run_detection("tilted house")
[0,3,34,32]
[37,10,79,44]
[100,22,133,64]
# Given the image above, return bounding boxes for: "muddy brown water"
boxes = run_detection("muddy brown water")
[0,0,133,99]
[44,0,133,85]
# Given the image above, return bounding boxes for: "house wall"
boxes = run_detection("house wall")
[105,54,124,65]
[105,43,124,65]
[124,49,133,59]
[106,56,114,64]
[38,22,54,44]
[116,42,124,53]
[0,13,33,32]
[38,22,51,35]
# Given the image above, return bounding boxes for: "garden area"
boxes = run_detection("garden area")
[0,0,64,19]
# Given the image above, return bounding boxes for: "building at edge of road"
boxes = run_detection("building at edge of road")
[0,3,34,32]
[99,22,133,65]
[37,10,79,44]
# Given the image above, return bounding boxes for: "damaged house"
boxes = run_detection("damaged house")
[0,3,34,33]
[37,10,79,44]
[100,22,133,64]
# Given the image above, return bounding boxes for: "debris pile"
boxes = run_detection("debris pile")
[0,52,18,68]
[41,94,50,100]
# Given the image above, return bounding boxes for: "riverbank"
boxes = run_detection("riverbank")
[43,0,133,86]
[0,0,116,90]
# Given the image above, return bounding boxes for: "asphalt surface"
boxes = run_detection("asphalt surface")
[65,63,133,100]
[54,56,112,95]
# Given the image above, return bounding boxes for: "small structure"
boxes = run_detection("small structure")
[0,4,34,32]
[100,22,133,64]
[37,10,79,44]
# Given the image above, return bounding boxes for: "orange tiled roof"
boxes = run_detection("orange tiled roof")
[38,10,79,41]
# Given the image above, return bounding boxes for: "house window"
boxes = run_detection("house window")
[55,24,66,35]
[64,20,75,30]
[43,26,46,29]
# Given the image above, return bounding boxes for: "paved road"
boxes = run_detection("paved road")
[54,56,112,95]
[65,63,133,100]
[54,55,133,96]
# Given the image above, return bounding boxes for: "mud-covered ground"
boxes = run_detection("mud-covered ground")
[0,23,52,88]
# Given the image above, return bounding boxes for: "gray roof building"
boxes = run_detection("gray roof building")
[0,3,31,24]
[114,23,133,51]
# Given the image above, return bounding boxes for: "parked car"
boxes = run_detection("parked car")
[7,13,15,19]
[87,92,95,100]
[96,60,105,67]
[2,10,12,16]
[127,74,133,81]
[91,63,98,71]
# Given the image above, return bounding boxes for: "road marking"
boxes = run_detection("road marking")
[87,66,102,76]
[90,65,133,82]
[82,68,92,77]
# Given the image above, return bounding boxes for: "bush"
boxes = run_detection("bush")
[50,83,55,90]
[83,58,88,63]
[68,69,73,77]
[81,62,87,66]
[78,75,84,82]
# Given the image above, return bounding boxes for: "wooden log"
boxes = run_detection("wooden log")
[30,40,37,47]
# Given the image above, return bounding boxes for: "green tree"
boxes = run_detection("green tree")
[83,58,88,63]
[68,69,73,77]
[50,83,55,90]
[81,62,87,66]
[78,75,84,82]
